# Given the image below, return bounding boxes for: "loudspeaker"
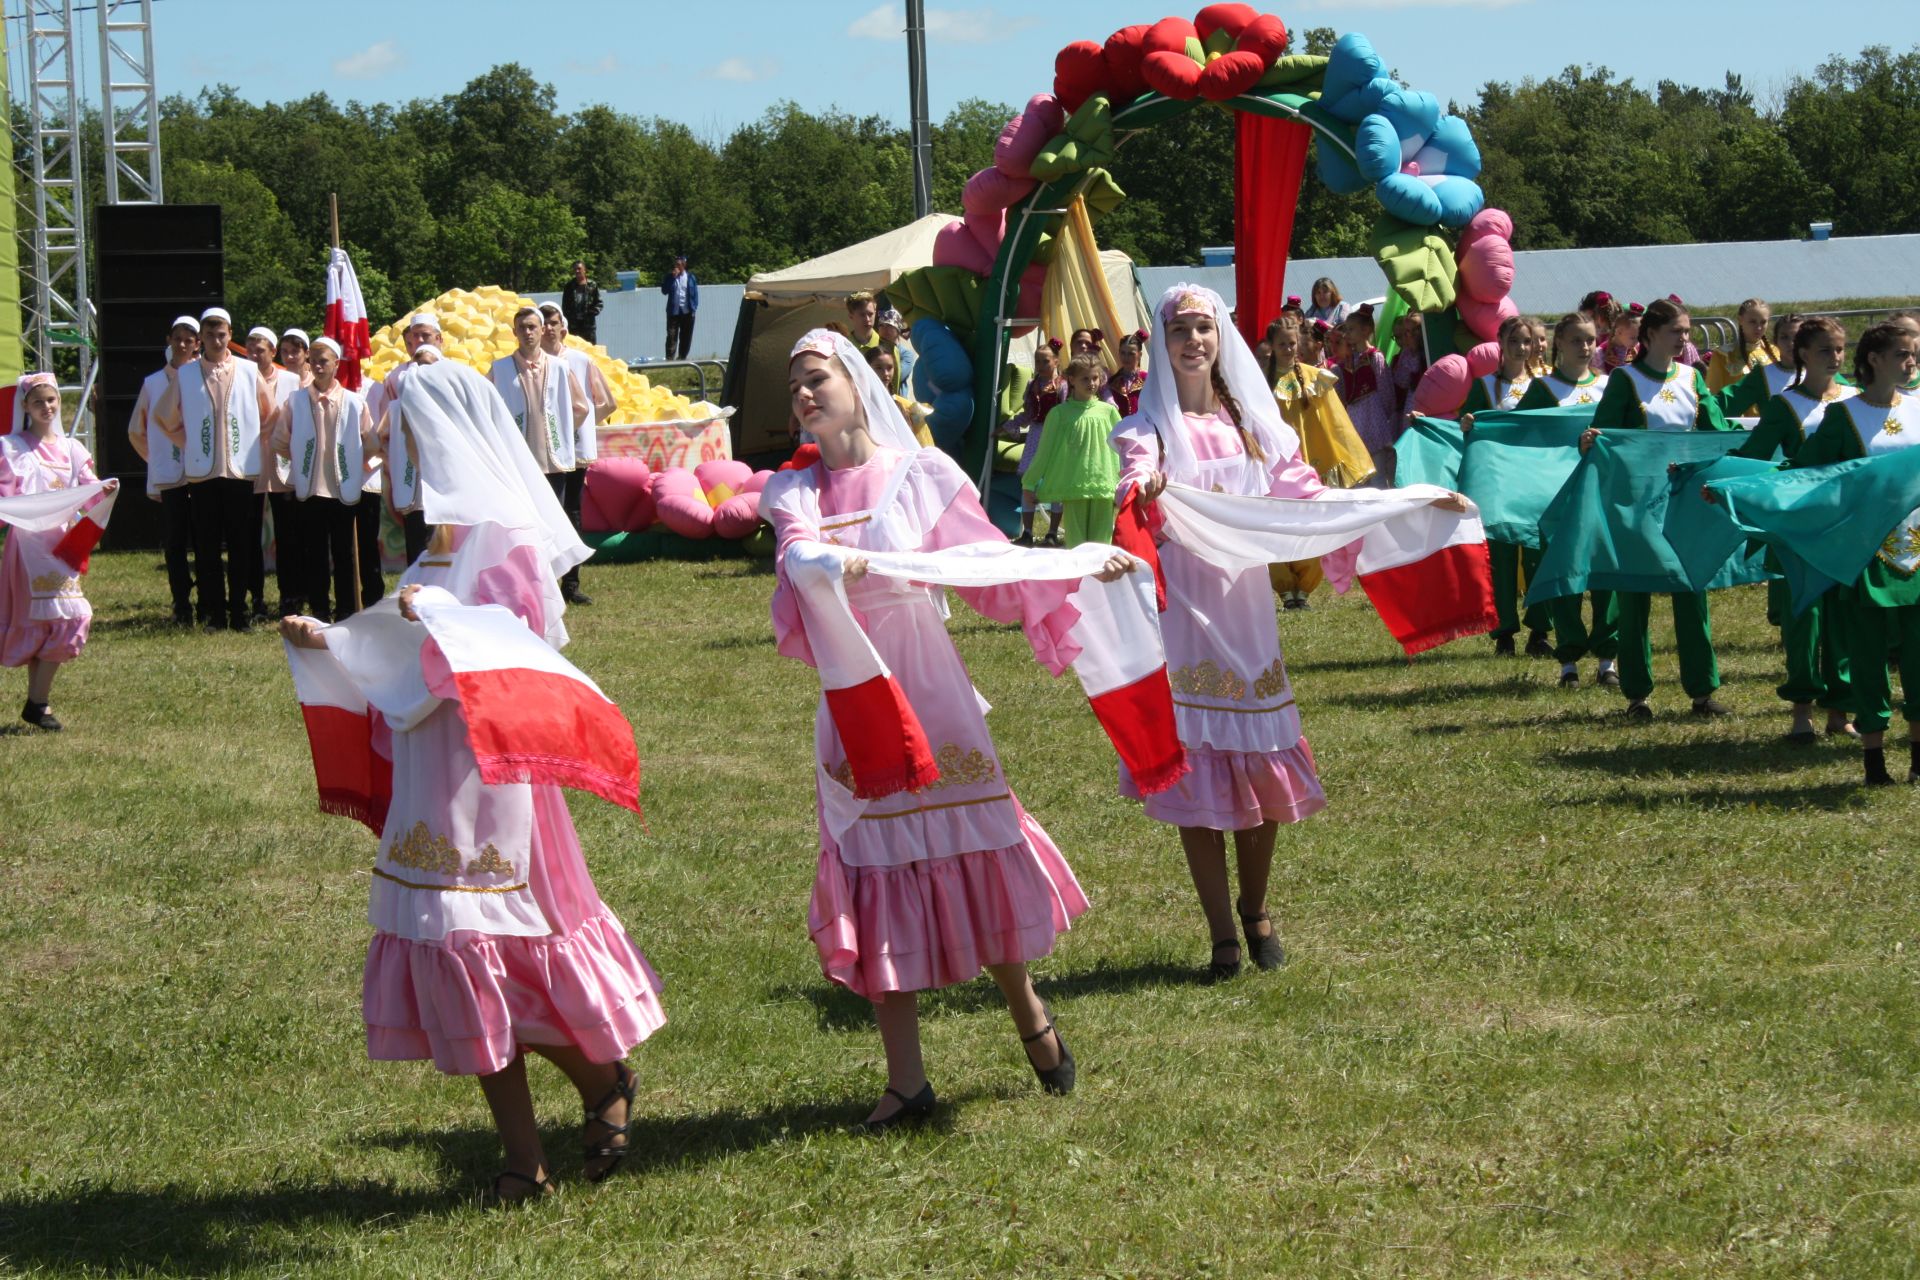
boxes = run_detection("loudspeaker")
[93,203,224,547]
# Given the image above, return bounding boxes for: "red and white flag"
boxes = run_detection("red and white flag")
[324,246,372,391]
[49,483,118,573]
[1153,482,1497,656]
[284,638,393,834]
[0,479,117,573]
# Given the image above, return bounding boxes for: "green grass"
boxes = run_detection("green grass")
[2,551,1917,1278]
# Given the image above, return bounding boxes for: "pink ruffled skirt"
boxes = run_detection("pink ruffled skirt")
[361,787,665,1077]
[1121,740,1326,831]
[0,543,88,667]
[809,804,1089,999]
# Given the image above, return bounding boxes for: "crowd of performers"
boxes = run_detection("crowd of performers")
[2,278,1914,1205]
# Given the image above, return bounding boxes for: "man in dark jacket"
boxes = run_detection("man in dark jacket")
[661,254,698,360]
[560,260,603,343]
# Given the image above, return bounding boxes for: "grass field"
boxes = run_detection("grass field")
[2,548,1916,1278]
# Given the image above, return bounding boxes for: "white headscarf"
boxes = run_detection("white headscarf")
[1137,282,1297,483]
[10,372,61,437]
[789,328,920,454]
[390,358,590,579]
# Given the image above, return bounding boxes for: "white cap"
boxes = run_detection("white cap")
[200,306,232,325]
[311,336,343,358]
[404,311,441,332]
[538,301,562,315]
[247,325,277,345]
[170,315,201,334]
[281,328,311,348]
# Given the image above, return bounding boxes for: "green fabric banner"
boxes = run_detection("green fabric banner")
[1525,430,1772,604]
[1393,416,1465,490]
[1456,406,1593,548]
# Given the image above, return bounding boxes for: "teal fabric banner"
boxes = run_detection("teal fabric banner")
[1393,416,1465,490]
[1457,407,1593,548]
[1525,430,1770,604]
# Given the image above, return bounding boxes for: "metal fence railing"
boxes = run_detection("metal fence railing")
[625,358,730,404]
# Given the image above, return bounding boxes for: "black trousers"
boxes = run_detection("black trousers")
[189,477,255,626]
[244,488,270,614]
[402,508,430,565]
[267,492,300,615]
[160,485,196,621]
[355,498,386,608]
[299,498,362,622]
[665,312,695,361]
[548,470,583,596]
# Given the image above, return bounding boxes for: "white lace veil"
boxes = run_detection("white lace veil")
[390,358,590,578]
[1138,282,1297,482]
[789,328,920,454]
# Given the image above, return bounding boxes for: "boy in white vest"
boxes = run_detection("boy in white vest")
[125,316,201,624]
[539,302,613,604]
[247,325,302,617]
[267,337,380,621]
[371,312,444,564]
[489,306,591,601]
[151,306,275,632]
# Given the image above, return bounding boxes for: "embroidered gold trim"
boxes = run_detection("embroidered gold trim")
[819,514,872,533]
[1174,697,1297,716]
[1170,660,1246,702]
[826,742,1001,796]
[1252,659,1288,701]
[465,845,516,877]
[29,572,82,596]
[416,558,453,567]
[858,791,1013,821]
[383,820,513,878]
[371,866,529,894]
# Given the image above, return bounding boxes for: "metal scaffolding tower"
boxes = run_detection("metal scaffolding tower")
[14,0,90,389]
[97,0,161,204]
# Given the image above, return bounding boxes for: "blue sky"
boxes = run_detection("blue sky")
[147,0,1911,135]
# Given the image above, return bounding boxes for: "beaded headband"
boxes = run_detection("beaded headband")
[1161,290,1212,322]
[789,332,838,365]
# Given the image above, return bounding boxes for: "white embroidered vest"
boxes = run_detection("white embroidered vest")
[1845,396,1920,578]
[489,355,575,472]
[141,367,185,491]
[1620,363,1698,432]
[561,349,600,463]
[289,387,368,502]
[179,358,262,479]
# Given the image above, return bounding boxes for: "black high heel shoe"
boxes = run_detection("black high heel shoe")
[489,1168,553,1205]
[582,1061,636,1183]
[862,1081,936,1133]
[1240,910,1285,972]
[1021,1012,1076,1096]
[1207,938,1242,983]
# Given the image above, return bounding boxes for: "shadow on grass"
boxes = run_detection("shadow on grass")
[771,959,1211,1033]
[1549,780,1864,811]
[696,560,774,580]
[1320,676,1562,710]
[701,631,776,652]
[1543,737,1860,778]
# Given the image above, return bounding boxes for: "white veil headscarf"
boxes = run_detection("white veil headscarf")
[789,329,921,454]
[390,357,590,579]
[1138,283,1297,482]
[10,372,62,438]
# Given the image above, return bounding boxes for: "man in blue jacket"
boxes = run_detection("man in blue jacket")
[661,255,698,360]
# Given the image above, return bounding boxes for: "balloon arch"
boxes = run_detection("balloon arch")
[883,6,1521,495]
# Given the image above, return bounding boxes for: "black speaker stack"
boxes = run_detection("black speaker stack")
[93,203,224,547]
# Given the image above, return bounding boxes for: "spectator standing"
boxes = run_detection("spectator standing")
[561,260,603,345]
[660,255,698,360]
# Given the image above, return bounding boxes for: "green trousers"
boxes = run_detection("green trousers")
[1849,600,1920,735]
[1776,582,1852,709]
[1616,590,1720,701]
[1550,589,1618,663]
[1058,498,1115,549]
[1491,540,1550,638]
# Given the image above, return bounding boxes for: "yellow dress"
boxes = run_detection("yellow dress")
[1267,364,1375,597]
[1706,343,1776,396]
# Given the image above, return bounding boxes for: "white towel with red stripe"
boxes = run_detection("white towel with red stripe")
[0,479,118,572]
[1154,481,1497,655]
[782,539,1187,801]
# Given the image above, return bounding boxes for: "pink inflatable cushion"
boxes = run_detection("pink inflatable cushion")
[932,221,996,276]
[963,166,1037,217]
[1458,293,1519,343]
[994,95,1067,178]
[694,458,754,502]
[1456,233,1515,305]
[581,458,654,533]
[1454,207,1515,254]
[965,204,1006,256]
[1465,341,1501,378]
[653,467,714,539]
[1410,353,1471,417]
[712,494,763,540]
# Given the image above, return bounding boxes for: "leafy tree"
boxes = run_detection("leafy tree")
[166,158,305,329]
[1780,46,1920,236]
[438,181,585,293]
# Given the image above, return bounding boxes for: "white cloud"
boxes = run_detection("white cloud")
[848,5,1034,44]
[332,41,403,81]
[566,54,622,76]
[705,57,779,83]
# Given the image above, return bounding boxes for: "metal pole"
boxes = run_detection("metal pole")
[905,0,931,219]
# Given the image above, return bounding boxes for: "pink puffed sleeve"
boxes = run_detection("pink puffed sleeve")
[761,470,821,668]
[1111,418,1159,507]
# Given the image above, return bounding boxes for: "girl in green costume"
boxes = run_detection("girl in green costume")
[1462,316,1551,657]
[1717,312,1800,419]
[1517,313,1618,688]
[1025,353,1121,548]
[1789,324,1920,786]
[1580,299,1735,719]
[1733,316,1859,743]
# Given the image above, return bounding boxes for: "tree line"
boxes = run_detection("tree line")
[18,38,1920,335]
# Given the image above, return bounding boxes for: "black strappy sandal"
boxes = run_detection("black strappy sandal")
[862,1081,936,1133]
[489,1168,553,1205]
[1021,1010,1076,1096]
[1240,910,1285,972]
[582,1061,636,1183]
[1207,938,1242,984]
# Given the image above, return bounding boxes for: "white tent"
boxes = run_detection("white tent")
[746,213,959,298]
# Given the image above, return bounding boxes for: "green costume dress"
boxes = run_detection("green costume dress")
[1464,372,1548,643]
[1516,371,1616,664]
[1026,397,1122,548]
[1735,384,1860,713]
[1790,393,1920,734]
[1590,359,1734,703]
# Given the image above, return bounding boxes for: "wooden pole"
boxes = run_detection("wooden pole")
[329,192,340,251]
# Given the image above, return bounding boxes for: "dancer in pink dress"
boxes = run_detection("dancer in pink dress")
[763,329,1138,1130]
[1113,285,1467,981]
[280,355,661,1202]
[0,374,116,730]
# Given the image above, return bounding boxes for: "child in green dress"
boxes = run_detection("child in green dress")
[1026,353,1121,548]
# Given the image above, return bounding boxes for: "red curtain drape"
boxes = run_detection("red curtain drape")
[1233,113,1313,351]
